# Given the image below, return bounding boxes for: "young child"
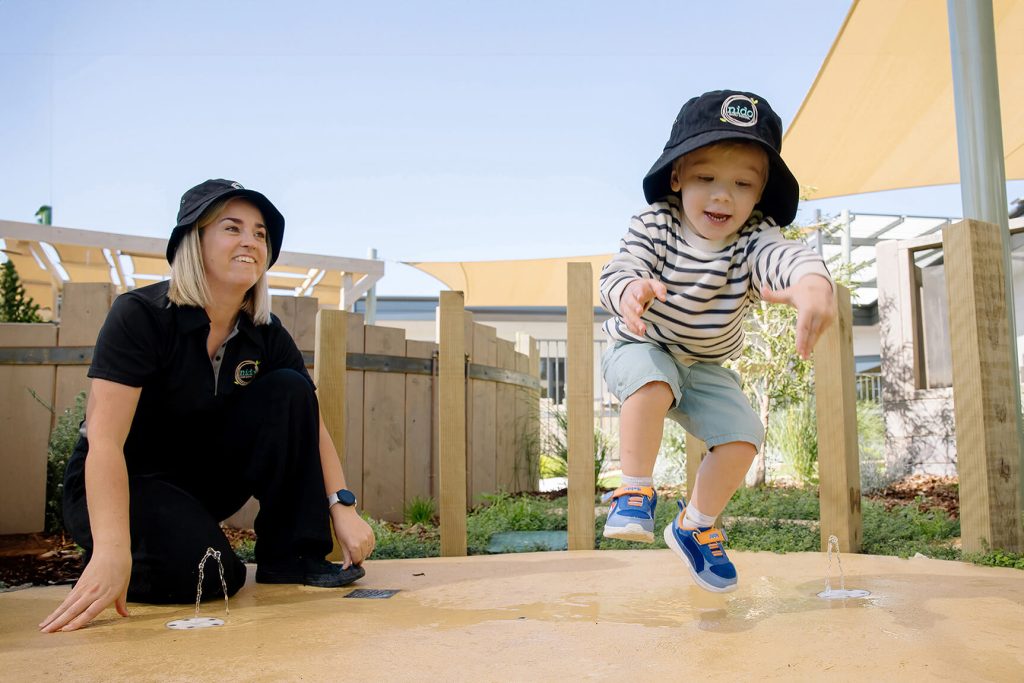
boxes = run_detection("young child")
[599,90,835,592]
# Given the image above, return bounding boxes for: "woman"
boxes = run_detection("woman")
[41,179,374,633]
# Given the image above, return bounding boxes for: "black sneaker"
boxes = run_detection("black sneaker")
[255,557,365,588]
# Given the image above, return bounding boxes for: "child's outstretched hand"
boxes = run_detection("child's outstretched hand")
[760,274,836,360]
[620,278,668,336]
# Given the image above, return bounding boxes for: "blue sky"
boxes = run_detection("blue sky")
[2,0,1021,295]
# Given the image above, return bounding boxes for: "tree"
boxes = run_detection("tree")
[728,218,861,486]
[0,260,43,322]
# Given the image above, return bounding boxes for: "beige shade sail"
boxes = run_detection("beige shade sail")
[409,255,611,307]
[783,0,1024,200]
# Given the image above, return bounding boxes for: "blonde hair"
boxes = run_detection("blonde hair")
[673,140,770,187]
[168,198,273,325]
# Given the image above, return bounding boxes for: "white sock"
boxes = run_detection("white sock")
[683,503,716,529]
[621,475,653,488]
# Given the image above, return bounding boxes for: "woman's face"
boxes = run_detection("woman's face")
[199,198,268,296]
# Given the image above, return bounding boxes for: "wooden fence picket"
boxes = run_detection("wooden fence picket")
[405,340,437,509]
[495,338,517,493]
[362,325,407,523]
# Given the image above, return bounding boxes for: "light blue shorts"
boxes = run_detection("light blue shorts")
[601,341,765,450]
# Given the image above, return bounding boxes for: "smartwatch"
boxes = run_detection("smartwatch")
[328,488,357,508]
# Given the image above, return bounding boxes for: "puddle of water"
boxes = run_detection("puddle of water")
[409,575,880,633]
[166,617,225,630]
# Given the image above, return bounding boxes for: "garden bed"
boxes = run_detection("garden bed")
[3,475,1020,591]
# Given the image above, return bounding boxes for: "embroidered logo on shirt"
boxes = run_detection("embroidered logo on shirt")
[234,359,260,386]
[720,95,758,127]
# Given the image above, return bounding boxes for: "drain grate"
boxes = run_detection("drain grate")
[345,588,400,599]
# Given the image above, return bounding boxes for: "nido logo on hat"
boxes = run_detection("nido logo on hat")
[720,95,758,127]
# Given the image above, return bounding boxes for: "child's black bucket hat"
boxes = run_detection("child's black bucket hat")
[167,179,285,266]
[642,90,799,226]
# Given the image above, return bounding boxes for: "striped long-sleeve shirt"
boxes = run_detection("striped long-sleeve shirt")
[600,196,832,366]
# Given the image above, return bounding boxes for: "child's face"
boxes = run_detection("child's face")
[670,143,768,241]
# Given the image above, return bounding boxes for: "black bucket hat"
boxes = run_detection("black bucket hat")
[642,90,799,226]
[167,179,285,266]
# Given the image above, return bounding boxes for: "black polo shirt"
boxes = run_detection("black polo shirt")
[86,281,313,475]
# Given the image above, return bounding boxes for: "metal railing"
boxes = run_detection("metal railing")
[537,338,618,454]
[855,373,882,402]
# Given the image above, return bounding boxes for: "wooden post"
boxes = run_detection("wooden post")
[314,310,347,463]
[55,283,114,422]
[0,323,57,534]
[438,291,468,556]
[944,220,1023,553]
[567,263,595,551]
[345,312,366,506]
[814,284,862,553]
[315,309,346,561]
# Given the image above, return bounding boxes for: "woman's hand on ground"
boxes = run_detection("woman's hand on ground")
[39,547,131,633]
[330,505,376,568]
[760,274,836,359]
[619,278,668,336]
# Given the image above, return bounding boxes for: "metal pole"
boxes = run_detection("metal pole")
[365,247,378,325]
[947,0,1024,503]
[814,208,824,257]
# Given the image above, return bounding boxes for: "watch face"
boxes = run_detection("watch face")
[337,489,357,506]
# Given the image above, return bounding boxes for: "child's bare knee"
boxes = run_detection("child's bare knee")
[710,441,757,461]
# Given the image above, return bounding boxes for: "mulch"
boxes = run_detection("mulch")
[0,532,83,590]
[1,475,961,590]
[864,474,960,519]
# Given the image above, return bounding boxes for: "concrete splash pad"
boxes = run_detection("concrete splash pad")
[1,549,1022,680]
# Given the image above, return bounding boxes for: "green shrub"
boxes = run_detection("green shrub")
[539,454,562,479]
[860,498,960,558]
[404,496,437,526]
[857,401,893,492]
[653,419,687,488]
[965,544,1024,570]
[467,492,565,554]
[45,392,87,532]
[723,484,820,520]
[0,260,43,322]
[724,518,819,553]
[767,399,889,489]
[234,538,256,563]
[542,408,615,487]
[769,400,818,486]
[365,516,439,559]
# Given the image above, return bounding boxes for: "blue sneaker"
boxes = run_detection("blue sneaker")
[602,486,657,543]
[664,500,737,592]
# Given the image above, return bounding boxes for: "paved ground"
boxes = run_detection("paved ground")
[2,549,1022,681]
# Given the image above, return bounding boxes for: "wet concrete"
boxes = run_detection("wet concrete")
[2,550,1022,680]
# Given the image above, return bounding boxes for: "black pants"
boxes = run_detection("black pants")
[63,369,332,604]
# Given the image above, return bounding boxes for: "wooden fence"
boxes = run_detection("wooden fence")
[0,284,541,533]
